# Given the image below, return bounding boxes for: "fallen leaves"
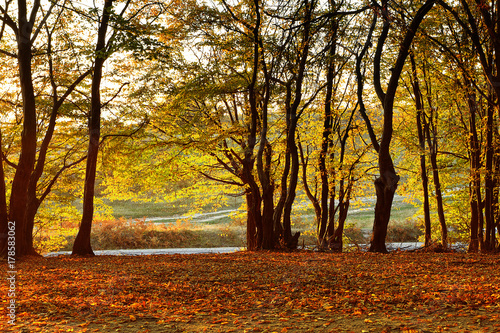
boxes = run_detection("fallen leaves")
[1,251,500,332]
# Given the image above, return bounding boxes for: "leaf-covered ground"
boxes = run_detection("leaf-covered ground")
[2,251,500,332]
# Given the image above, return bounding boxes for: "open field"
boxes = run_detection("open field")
[49,196,420,254]
[104,195,418,229]
[2,251,499,332]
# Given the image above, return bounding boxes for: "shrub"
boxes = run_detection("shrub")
[344,224,369,245]
[386,219,423,242]
[60,218,246,251]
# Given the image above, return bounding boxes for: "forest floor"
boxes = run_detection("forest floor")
[2,251,500,333]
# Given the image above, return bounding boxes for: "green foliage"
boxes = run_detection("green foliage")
[32,199,81,253]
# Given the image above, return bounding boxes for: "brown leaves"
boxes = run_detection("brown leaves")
[2,252,500,332]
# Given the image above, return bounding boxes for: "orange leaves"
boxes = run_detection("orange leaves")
[2,252,500,332]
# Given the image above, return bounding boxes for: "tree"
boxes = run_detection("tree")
[356,0,436,253]
[0,0,90,257]
[409,52,432,247]
[438,0,500,252]
[72,0,115,256]
[73,0,167,255]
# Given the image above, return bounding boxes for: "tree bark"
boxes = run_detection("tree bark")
[369,0,435,253]
[466,86,482,252]
[409,53,432,247]
[317,16,337,249]
[281,0,313,249]
[0,131,9,258]
[8,0,40,257]
[483,102,495,252]
[73,0,114,256]
[423,110,448,249]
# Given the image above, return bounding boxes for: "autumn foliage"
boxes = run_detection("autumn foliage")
[2,251,500,332]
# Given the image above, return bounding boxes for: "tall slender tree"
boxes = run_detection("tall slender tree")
[72,0,115,256]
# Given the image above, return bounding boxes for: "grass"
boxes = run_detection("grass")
[105,197,244,221]
[42,195,420,254]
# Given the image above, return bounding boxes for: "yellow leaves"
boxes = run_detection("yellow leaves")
[129,314,136,321]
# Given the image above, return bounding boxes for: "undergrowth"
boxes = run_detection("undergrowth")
[60,218,246,251]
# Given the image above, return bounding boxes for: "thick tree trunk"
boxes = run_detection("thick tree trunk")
[280,0,314,249]
[72,137,99,256]
[9,3,39,257]
[0,132,9,258]
[369,167,399,253]
[245,188,261,251]
[242,0,263,250]
[367,0,435,253]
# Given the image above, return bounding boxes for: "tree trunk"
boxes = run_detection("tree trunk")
[370,167,398,253]
[410,53,431,246]
[282,120,299,246]
[9,2,39,257]
[255,13,274,249]
[73,0,114,256]
[329,178,351,252]
[0,131,9,258]
[258,143,274,250]
[467,90,481,252]
[245,188,261,251]
[273,147,289,243]
[298,142,321,245]
[424,106,447,248]
[483,102,494,252]
[280,0,314,249]
[317,18,337,249]
[367,0,435,252]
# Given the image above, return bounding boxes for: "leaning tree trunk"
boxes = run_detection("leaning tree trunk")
[73,0,114,256]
